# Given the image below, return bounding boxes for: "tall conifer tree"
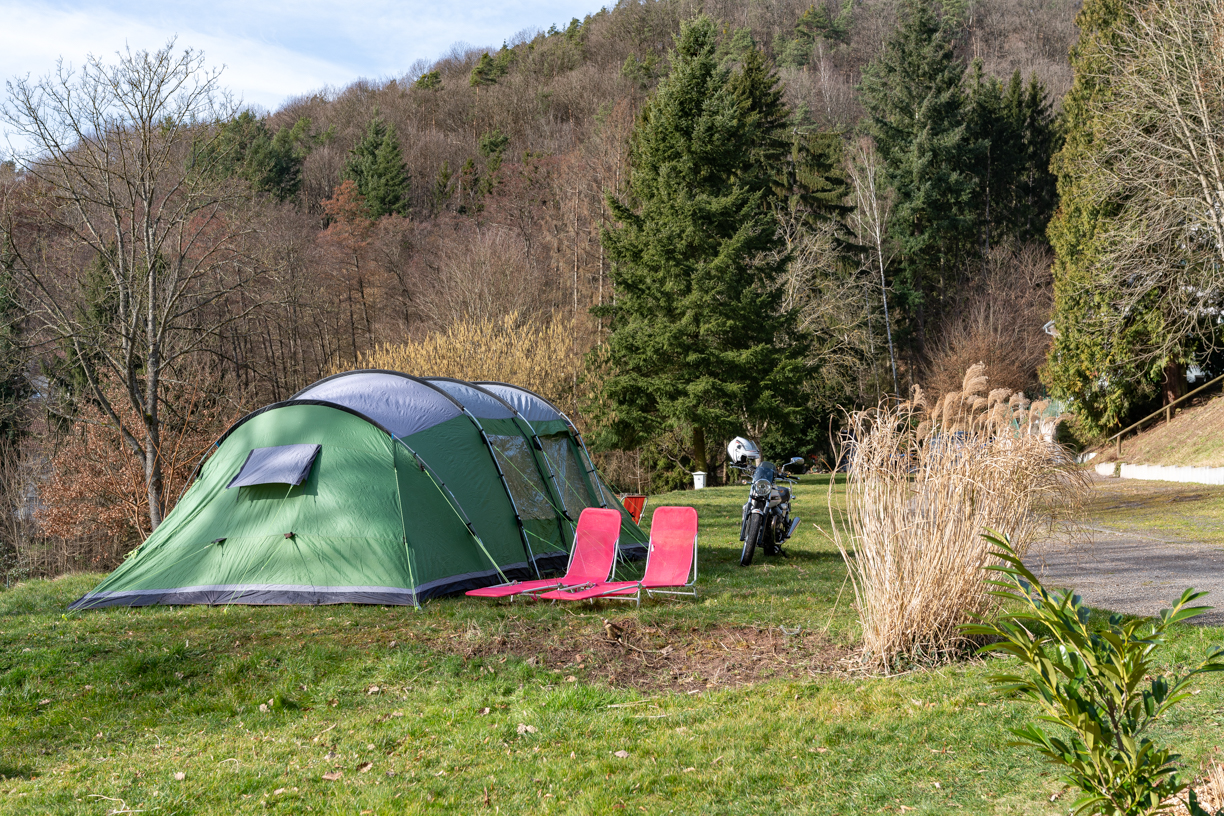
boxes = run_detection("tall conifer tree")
[966,64,1020,259]
[860,0,978,363]
[964,67,1058,254]
[597,17,808,475]
[344,115,411,219]
[1010,73,1059,245]
[213,111,315,202]
[1044,0,1155,434]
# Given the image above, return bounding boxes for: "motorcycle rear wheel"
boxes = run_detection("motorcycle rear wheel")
[741,513,763,567]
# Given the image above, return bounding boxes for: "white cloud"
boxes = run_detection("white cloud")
[1,0,610,155]
[1,3,354,111]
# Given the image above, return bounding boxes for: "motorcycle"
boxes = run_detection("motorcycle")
[727,438,803,567]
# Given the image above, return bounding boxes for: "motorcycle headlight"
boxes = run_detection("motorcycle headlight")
[752,478,771,497]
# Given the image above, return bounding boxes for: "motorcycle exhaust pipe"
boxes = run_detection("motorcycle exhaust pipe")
[787,517,801,540]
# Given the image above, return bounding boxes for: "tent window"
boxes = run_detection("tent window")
[541,435,596,516]
[227,444,321,489]
[488,435,554,520]
[594,474,621,509]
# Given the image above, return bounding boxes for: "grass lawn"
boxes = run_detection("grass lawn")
[1083,476,1224,547]
[2,476,1223,815]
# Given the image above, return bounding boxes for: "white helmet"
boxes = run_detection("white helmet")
[727,436,761,466]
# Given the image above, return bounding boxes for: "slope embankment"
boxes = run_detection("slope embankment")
[1091,393,1224,484]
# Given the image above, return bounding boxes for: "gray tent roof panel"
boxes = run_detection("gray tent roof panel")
[424,378,517,419]
[227,444,321,488]
[475,382,565,423]
[293,371,463,438]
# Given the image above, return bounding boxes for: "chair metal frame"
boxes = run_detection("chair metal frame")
[538,507,698,607]
[465,507,620,600]
[613,528,698,607]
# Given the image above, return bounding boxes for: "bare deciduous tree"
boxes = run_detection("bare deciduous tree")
[847,136,899,396]
[2,41,256,529]
[413,223,551,327]
[773,209,873,395]
[921,243,1054,399]
[1084,0,1224,358]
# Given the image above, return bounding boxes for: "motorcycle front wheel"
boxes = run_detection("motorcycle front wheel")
[741,513,763,567]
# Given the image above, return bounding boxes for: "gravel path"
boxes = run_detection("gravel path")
[1026,528,1224,627]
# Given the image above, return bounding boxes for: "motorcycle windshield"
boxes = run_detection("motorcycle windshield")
[753,462,776,482]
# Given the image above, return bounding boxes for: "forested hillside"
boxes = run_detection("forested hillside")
[194,0,1077,402]
[0,0,1080,574]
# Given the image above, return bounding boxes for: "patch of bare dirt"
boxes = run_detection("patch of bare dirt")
[443,616,852,693]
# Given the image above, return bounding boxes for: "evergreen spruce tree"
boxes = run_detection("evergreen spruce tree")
[1044,0,1158,435]
[597,16,808,475]
[344,115,411,219]
[213,111,315,203]
[966,64,1021,258]
[1009,73,1059,244]
[963,67,1058,253]
[469,49,513,88]
[859,0,979,362]
[732,48,853,238]
[728,48,790,185]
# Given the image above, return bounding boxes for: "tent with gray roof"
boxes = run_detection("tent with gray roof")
[69,371,645,610]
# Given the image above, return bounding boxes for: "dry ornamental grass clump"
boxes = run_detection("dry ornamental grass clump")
[1168,760,1224,815]
[832,363,1086,670]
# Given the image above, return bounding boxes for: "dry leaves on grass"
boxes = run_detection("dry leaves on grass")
[448,617,849,693]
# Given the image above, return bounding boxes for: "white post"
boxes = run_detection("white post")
[692,472,707,490]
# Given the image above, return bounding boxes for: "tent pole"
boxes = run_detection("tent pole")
[552,407,608,510]
[512,416,576,551]
[390,439,422,609]
[394,437,508,585]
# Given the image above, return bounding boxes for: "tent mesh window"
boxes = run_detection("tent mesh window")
[594,474,622,508]
[488,435,555,520]
[541,435,596,516]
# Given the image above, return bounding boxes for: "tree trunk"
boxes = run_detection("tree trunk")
[145,341,163,531]
[692,426,708,475]
[1161,360,1186,418]
[145,424,163,531]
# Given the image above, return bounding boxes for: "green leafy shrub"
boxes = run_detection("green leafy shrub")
[965,531,1224,816]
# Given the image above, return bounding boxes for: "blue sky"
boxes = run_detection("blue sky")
[2,0,607,153]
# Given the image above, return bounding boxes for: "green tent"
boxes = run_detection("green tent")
[70,372,645,610]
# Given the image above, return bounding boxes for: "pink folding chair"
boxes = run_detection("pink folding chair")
[536,506,698,606]
[465,507,622,599]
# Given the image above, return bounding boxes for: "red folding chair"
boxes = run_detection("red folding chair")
[537,506,698,606]
[619,494,648,525]
[465,507,621,599]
